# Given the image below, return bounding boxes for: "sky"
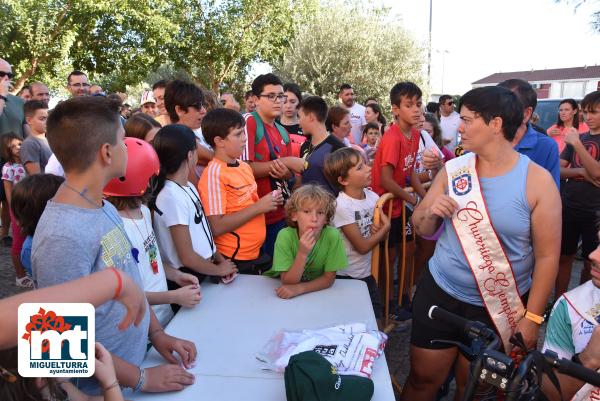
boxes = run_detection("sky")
[381,0,600,96]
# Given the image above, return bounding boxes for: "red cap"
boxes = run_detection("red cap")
[103,137,160,197]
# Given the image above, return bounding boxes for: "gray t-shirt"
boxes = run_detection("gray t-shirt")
[21,135,52,171]
[32,200,151,394]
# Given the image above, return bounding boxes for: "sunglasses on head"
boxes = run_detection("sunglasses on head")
[0,71,14,80]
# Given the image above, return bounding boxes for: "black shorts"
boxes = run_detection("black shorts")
[336,275,383,319]
[561,207,599,259]
[411,266,528,350]
[388,207,413,245]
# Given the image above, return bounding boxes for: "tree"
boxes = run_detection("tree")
[556,0,600,32]
[166,0,317,93]
[273,2,424,114]
[0,0,176,93]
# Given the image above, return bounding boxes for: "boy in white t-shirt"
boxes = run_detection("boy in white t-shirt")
[105,137,201,324]
[324,147,391,319]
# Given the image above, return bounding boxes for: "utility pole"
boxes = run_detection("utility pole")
[426,0,433,101]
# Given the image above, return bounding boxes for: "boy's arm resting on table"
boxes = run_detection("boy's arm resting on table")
[112,354,195,392]
[380,164,417,205]
[169,224,235,277]
[276,272,336,299]
[279,250,309,285]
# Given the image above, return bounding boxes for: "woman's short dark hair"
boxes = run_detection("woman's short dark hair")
[326,106,349,131]
[556,98,580,129]
[164,80,204,123]
[11,174,65,236]
[459,86,523,142]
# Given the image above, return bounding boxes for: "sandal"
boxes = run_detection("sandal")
[16,275,34,288]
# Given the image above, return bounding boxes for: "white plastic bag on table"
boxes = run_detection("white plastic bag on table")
[256,323,387,378]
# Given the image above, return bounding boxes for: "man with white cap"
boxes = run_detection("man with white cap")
[140,90,157,117]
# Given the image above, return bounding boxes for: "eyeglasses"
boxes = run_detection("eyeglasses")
[70,83,90,88]
[0,71,14,80]
[446,101,454,106]
[258,93,287,102]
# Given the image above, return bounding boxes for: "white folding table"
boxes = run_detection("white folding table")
[126,275,395,401]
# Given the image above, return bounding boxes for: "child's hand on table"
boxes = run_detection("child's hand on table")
[275,284,301,299]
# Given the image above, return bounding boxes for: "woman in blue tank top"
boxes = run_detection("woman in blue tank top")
[402,86,561,400]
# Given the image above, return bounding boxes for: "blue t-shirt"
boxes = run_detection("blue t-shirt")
[300,135,346,195]
[514,124,560,188]
[429,154,533,306]
[32,201,151,394]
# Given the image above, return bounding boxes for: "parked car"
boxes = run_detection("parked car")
[534,98,582,131]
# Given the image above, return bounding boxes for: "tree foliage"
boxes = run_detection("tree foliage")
[0,0,317,95]
[0,0,176,94]
[166,0,317,92]
[274,2,424,113]
[556,0,600,32]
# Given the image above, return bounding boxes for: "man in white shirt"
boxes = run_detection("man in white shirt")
[338,84,366,145]
[438,94,461,152]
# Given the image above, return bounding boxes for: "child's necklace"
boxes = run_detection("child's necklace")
[124,208,159,274]
[62,182,140,264]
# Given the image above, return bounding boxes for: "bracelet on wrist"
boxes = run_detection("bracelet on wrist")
[132,367,145,392]
[102,379,120,392]
[109,267,123,299]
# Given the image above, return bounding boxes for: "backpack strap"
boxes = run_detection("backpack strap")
[251,111,290,148]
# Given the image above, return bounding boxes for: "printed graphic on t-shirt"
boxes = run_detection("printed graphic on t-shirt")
[574,140,600,172]
[354,209,373,238]
[100,227,132,267]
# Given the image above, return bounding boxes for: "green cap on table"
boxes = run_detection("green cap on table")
[284,351,374,401]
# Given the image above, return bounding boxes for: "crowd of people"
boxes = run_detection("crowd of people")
[1,53,600,401]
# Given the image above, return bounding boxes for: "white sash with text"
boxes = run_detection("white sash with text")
[446,153,524,351]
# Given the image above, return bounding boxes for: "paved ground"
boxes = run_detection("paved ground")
[0,241,583,400]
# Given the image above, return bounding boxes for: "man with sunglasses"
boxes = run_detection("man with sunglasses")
[0,58,25,138]
[66,70,91,97]
[438,94,461,152]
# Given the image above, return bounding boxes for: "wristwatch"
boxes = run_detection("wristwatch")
[523,309,545,325]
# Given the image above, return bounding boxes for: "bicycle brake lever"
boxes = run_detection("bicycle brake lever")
[430,340,477,360]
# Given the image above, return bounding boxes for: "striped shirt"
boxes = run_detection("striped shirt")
[198,158,266,260]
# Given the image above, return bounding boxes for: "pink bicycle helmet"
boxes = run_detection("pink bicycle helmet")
[104,137,160,197]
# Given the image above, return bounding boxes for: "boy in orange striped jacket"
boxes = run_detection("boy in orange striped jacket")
[199,108,283,274]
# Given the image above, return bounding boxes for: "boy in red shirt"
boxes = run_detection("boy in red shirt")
[242,73,304,258]
[371,82,426,321]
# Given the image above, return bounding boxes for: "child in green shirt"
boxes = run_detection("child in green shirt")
[266,184,348,299]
